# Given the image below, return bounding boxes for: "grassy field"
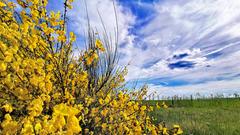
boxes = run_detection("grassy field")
[146,98,240,135]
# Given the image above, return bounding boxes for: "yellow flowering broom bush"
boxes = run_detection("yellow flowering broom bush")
[0,0,183,134]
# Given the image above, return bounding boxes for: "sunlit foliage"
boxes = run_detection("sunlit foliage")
[0,0,183,134]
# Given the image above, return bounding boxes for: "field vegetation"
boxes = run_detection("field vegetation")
[147,98,240,135]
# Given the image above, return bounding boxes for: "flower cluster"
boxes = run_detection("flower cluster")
[0,0,183,134]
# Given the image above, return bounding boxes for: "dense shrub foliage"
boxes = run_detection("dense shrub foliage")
[0,0,183,134]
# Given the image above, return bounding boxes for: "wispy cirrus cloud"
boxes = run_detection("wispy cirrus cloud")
[117,0,240,95]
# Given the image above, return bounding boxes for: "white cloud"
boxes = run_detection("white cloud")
[147,78,240,98]
[68,0,135,46]
[119,0,240,85]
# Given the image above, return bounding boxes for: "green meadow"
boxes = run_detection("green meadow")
[146,98,240,135]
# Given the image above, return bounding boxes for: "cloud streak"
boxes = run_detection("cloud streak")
[117,0,240,95]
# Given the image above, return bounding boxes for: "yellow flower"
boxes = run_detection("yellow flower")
[123,125,129,132]
[149,106,154,111]
[95,39,105,51]
[53,114,66,130]
[54,103,79,116]
[30,75,39,86]
[133,125,142,134]
[67,116,82,134]
[140,105,147,111]
[2,104,13,113]
[177,128,183,134]
[1,114,18,135]
[69,63,74,69]
[90,108,98,117]
[158,124,163,130]
[11,61,20,72]
[45,82,53,92]
[92,52,99,60]
[109,115,114,123]
[0,2,6,7]
[173,125,183,134]
[162,102,168,109]
[101,123,107,131]
[4,51,13,62]
[156,102,161,109]
[4,114,12,121]
[163,127,168,135]
[85,57,93,65]
[110,99,118,107]
[58,35,66,42]
[70,32,76,42]
[0,41,7,51]
[94,117,101,123]
[133,104,139,110]
[28,98,44,117]
[152,129,158,135]
[173,125,180,128]
[53,92,61,99]
[34,123,42,134]
[0,62,7,72]
[104,95,110,103]
[100,109,108,117]
[67,4,73,9]
[98,98,104,105]
[54,103,70,116]
[21,121,34,134]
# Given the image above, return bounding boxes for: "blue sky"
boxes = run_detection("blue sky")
[45,0,240,97]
